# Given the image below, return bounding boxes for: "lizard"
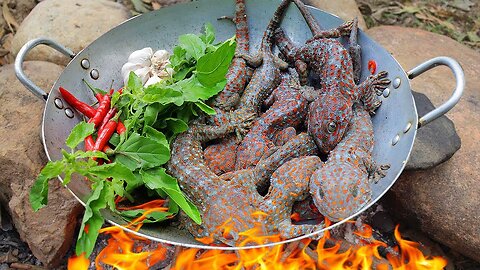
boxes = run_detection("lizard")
[204,0,293,174]
[168,0,318,244]
[235,68,315,170]
[309,104,390,221]
[260,104,389,239]
[203,0,253,175]
[211,0,251,112]
[172,106,387,244]
[274,0,391,154]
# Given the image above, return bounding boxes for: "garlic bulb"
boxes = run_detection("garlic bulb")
[121,47,174,87]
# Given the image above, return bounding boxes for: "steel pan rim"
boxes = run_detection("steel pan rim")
[40,0,419,250]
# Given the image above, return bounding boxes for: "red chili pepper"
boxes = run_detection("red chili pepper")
[109,89,114,96]
[84,135,95,151]
[59,87,96,118]
[95,93,103,103]
[116,121,126,134]
[93,119,117,152]
[368,60,377,75]
[88,94,111,128]
[98,108,117,132]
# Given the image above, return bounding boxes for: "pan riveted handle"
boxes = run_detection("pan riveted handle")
[15,38,76,101]
[407,56,465,128]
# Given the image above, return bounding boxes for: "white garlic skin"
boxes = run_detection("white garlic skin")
[122,48,174,86]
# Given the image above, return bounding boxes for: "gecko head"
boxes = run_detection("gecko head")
[307,93,352,154]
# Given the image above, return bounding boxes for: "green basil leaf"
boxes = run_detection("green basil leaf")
[74,150,109,160]
[177,77,226,102]
[170,46,188,69]
[119,208,173,223]
[173,66,195,82]
[111,178,125,198]
[124,109,144,134]
[62,166,75,185]
[143,126,169,149]
[115,133,170,170]
[194,101,217,115]
[111,90,121,107]
[142,86,184,106]
[109,133,120,147]
[196,38,236,87]
[127,72,143,94]
[88,163,137,192]
[167,198,179,213]
[174,103,195,124]
[200,23,216,44]
[144,103,161,127]
[178,34,206,60]
[65,122,95,149]
[125,172,144,194]
[29,161,64,211]
[141,168,201,224]
[76,181,111,257]
[165,118,189,135]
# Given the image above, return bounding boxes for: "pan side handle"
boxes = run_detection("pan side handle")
[14,38,76,101]
[407,56,465,128]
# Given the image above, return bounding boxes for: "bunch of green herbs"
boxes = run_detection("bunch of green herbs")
[29,23,236,258]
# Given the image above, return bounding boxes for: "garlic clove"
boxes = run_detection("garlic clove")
[157,67,175,79]
[128,47,153,66]
[152,50,171,64]
[134,66,152,85]
[165,67,175,77]
[121,62,143,85]
[145,75,162,87]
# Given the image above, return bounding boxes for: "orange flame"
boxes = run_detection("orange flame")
[172,217,447,270]
[67,253,89,270]
[94,226,167,270]
[387,225,448,270]
[71,204,448,270]
[68,199,170,270]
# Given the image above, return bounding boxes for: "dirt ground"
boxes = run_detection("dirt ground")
[355,0,480,52]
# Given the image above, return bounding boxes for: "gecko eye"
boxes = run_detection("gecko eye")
[327,122,337,133]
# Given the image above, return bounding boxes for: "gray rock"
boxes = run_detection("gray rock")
[406,91,461,170]
[367,26,480,262]
[0,62,83,267]
[11,0,130,66]
[303,0,367,29]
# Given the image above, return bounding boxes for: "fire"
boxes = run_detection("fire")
[68,253,89,270]
[171,217,447,270]
[68,199,170,270]
[69,204,447,270]
[94,226,168,270]
[387,225,448,270]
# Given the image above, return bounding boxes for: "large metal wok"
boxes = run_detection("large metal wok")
[15,0,464,249]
